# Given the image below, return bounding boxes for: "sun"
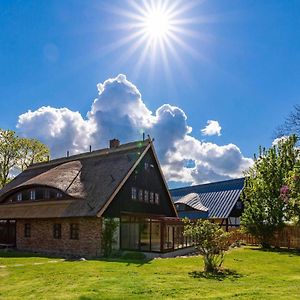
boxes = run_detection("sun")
[105,0,206,79]
[143,10,171,39]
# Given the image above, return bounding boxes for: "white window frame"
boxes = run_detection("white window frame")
[17,193,22,201]
[155,193,160,205]
[144,190,149,202]
[44,190,50,199]
[150,192,154,203]
[144,162,149,171]
[56,192,63,199]
[131,187,137,200]
[139,190,143,201]
[30,190,36,200]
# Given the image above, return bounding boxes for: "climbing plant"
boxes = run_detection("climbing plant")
[102,218,119,257]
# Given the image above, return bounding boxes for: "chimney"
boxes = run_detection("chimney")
[109,138,120,149]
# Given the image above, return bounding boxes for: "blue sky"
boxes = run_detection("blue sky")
[1,0,300,187]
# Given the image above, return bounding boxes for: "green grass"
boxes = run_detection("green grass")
[0,247,299,299]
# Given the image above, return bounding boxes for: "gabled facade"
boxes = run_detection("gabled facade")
[170,178,245,231]
[0,139,184,256]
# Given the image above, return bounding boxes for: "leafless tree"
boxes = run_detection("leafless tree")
[275,105,300,138]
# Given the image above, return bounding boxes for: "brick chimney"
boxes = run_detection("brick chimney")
[109,138,120,149]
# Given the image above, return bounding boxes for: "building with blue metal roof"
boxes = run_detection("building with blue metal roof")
[170,178,245,231]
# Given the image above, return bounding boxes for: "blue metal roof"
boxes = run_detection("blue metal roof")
[170,178,245,219]
[174,193,208,212]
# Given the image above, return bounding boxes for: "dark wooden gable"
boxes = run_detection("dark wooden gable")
[103,146,177,218]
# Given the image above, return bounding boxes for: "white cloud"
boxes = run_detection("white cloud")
[272,136,289,146]
[201,120,222,136]
[16,74,253,185]
[17,106,96,156]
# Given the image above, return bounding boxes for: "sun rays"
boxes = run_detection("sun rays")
[104,0,208,80]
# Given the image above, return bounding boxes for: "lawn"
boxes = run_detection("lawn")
[0,247,299,300]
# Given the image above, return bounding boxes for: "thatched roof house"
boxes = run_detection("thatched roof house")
[0,139,183,256]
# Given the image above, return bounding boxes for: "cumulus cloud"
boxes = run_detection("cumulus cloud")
[201,120,222,136]
[16,74,252,185]
[17,106,96,156]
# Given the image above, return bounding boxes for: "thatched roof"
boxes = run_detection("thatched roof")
[0,140,150,219]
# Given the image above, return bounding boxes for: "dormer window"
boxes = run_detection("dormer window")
[56,192,63,199]
[30,190,36,200]
[17,193,22,201]
[44,190,50,199]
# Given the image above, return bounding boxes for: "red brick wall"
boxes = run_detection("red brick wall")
[16,217,102,257]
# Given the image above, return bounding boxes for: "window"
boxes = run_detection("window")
[144,190,149,203]
[155,193,160,205]
[176,203,185,211]
[236,201,242,210]
[150,192,154,204]
[56,192,63,199]
[131,187,137,200]
[44,190,50,199]
[70,223,79,240]
[30,190,36,200]
[24,223,31,237]
[138,190,143,202]
[53,224,61,239]
[17,193,22,201]
[144,162,149,171]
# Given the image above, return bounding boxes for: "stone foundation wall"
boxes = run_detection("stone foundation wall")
[16,217,102,257]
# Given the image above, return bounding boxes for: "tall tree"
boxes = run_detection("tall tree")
[0,129,50,188]
[0,130,21,187]
[241,135,299,247]
[18,138,49,171]
[283,163,300,224]
[275,105,300,138]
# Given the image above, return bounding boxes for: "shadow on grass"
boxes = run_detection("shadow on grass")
[0,249,152,266]
[189,269,243,281]
[93,257,152,267]
[249,246,300,257]
[0,249,62,259]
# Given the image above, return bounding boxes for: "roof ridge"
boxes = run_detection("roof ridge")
[170,177,245,192]
[28,139,150,170]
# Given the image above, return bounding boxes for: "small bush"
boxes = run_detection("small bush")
[184,219,231,273]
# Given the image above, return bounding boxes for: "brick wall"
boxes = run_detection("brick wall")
[16,217,102,257]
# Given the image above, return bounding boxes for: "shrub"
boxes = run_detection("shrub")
[183,219,231,273]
